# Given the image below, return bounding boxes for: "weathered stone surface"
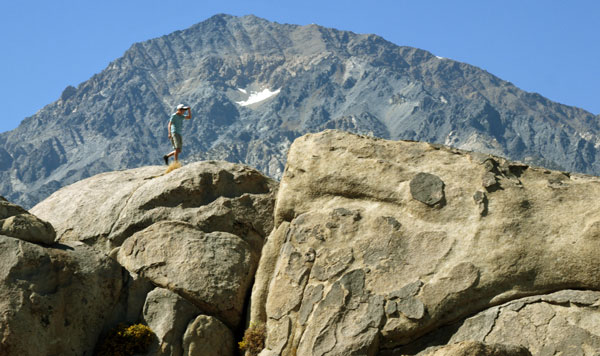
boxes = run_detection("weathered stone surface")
[250,222,291,324]
[385,300,398,316]
[28,160,276,346]
[443,290,600,356]
[310,247,354,281]
[265,242,311,321]
[388,281,423,300]
[0,236,124,355]
[410,172,446,207]
[397,296,425,320]
[418,341,532,356]
[472,190,488,216]
[292,270,385,356]
[482,172,499,191]
[298,284,324,325]
[0,196,55,244]
[258,349,279,356]
[31,161,277,255]
[142,288,202,356]
[250,130,600,355]
[183,315,234,356]
[118,221,255,327]
[266,316,292,354]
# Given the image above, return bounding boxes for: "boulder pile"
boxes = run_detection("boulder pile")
[3,131,600,355]
[6,160,278,355]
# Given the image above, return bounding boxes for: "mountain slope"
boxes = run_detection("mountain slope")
[1,14,599,207]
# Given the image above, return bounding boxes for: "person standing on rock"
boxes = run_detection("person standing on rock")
[163,104,192,164]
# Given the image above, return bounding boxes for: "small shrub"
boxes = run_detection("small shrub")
[95,323,154,356]
[238,322,266,356]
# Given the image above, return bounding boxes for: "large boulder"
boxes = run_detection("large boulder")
[118,221,255,327]
[0,196,55,244]
[0,235,124,355]
[183,314,234,356]
[250,130,600,355]
[31,161,277,256]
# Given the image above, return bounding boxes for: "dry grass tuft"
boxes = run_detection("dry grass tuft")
[165,161,182,174]
[95,323,154,356]
[238,322,266,356]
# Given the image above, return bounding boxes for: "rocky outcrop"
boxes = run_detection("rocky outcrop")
[29,160,277,354]
[0,235,124,355]
[250,130,600,355]
[6,130,600,355]
[0,196,55,244]
[32,160,276,256]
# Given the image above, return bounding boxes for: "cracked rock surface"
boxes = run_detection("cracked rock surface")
[415,341,532,356]
[392,290,600,356]
[250,130,600,355]
[451,290,600,356]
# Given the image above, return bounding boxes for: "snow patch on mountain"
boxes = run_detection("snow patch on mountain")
[236,88,281,106]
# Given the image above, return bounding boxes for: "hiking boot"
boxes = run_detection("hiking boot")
[163,155,169,165]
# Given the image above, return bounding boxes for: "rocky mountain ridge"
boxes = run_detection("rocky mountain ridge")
[1,14,599,208]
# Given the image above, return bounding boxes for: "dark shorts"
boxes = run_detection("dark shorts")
[170,133,182,150]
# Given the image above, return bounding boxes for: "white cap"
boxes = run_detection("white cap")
[176,104,189,110]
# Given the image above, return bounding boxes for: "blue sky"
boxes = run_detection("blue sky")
[0,0,598,133]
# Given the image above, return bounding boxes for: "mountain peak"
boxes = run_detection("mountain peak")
[0,15,598,208]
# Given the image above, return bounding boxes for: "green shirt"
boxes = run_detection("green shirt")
[169,113,184,135]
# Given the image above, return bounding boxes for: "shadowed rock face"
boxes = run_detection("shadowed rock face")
[250,130,600,356]
[0,236,125,356]
[1,14,599,209]
[0,190,132,356]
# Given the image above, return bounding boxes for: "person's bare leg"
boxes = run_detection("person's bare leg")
[174,148,181,161]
